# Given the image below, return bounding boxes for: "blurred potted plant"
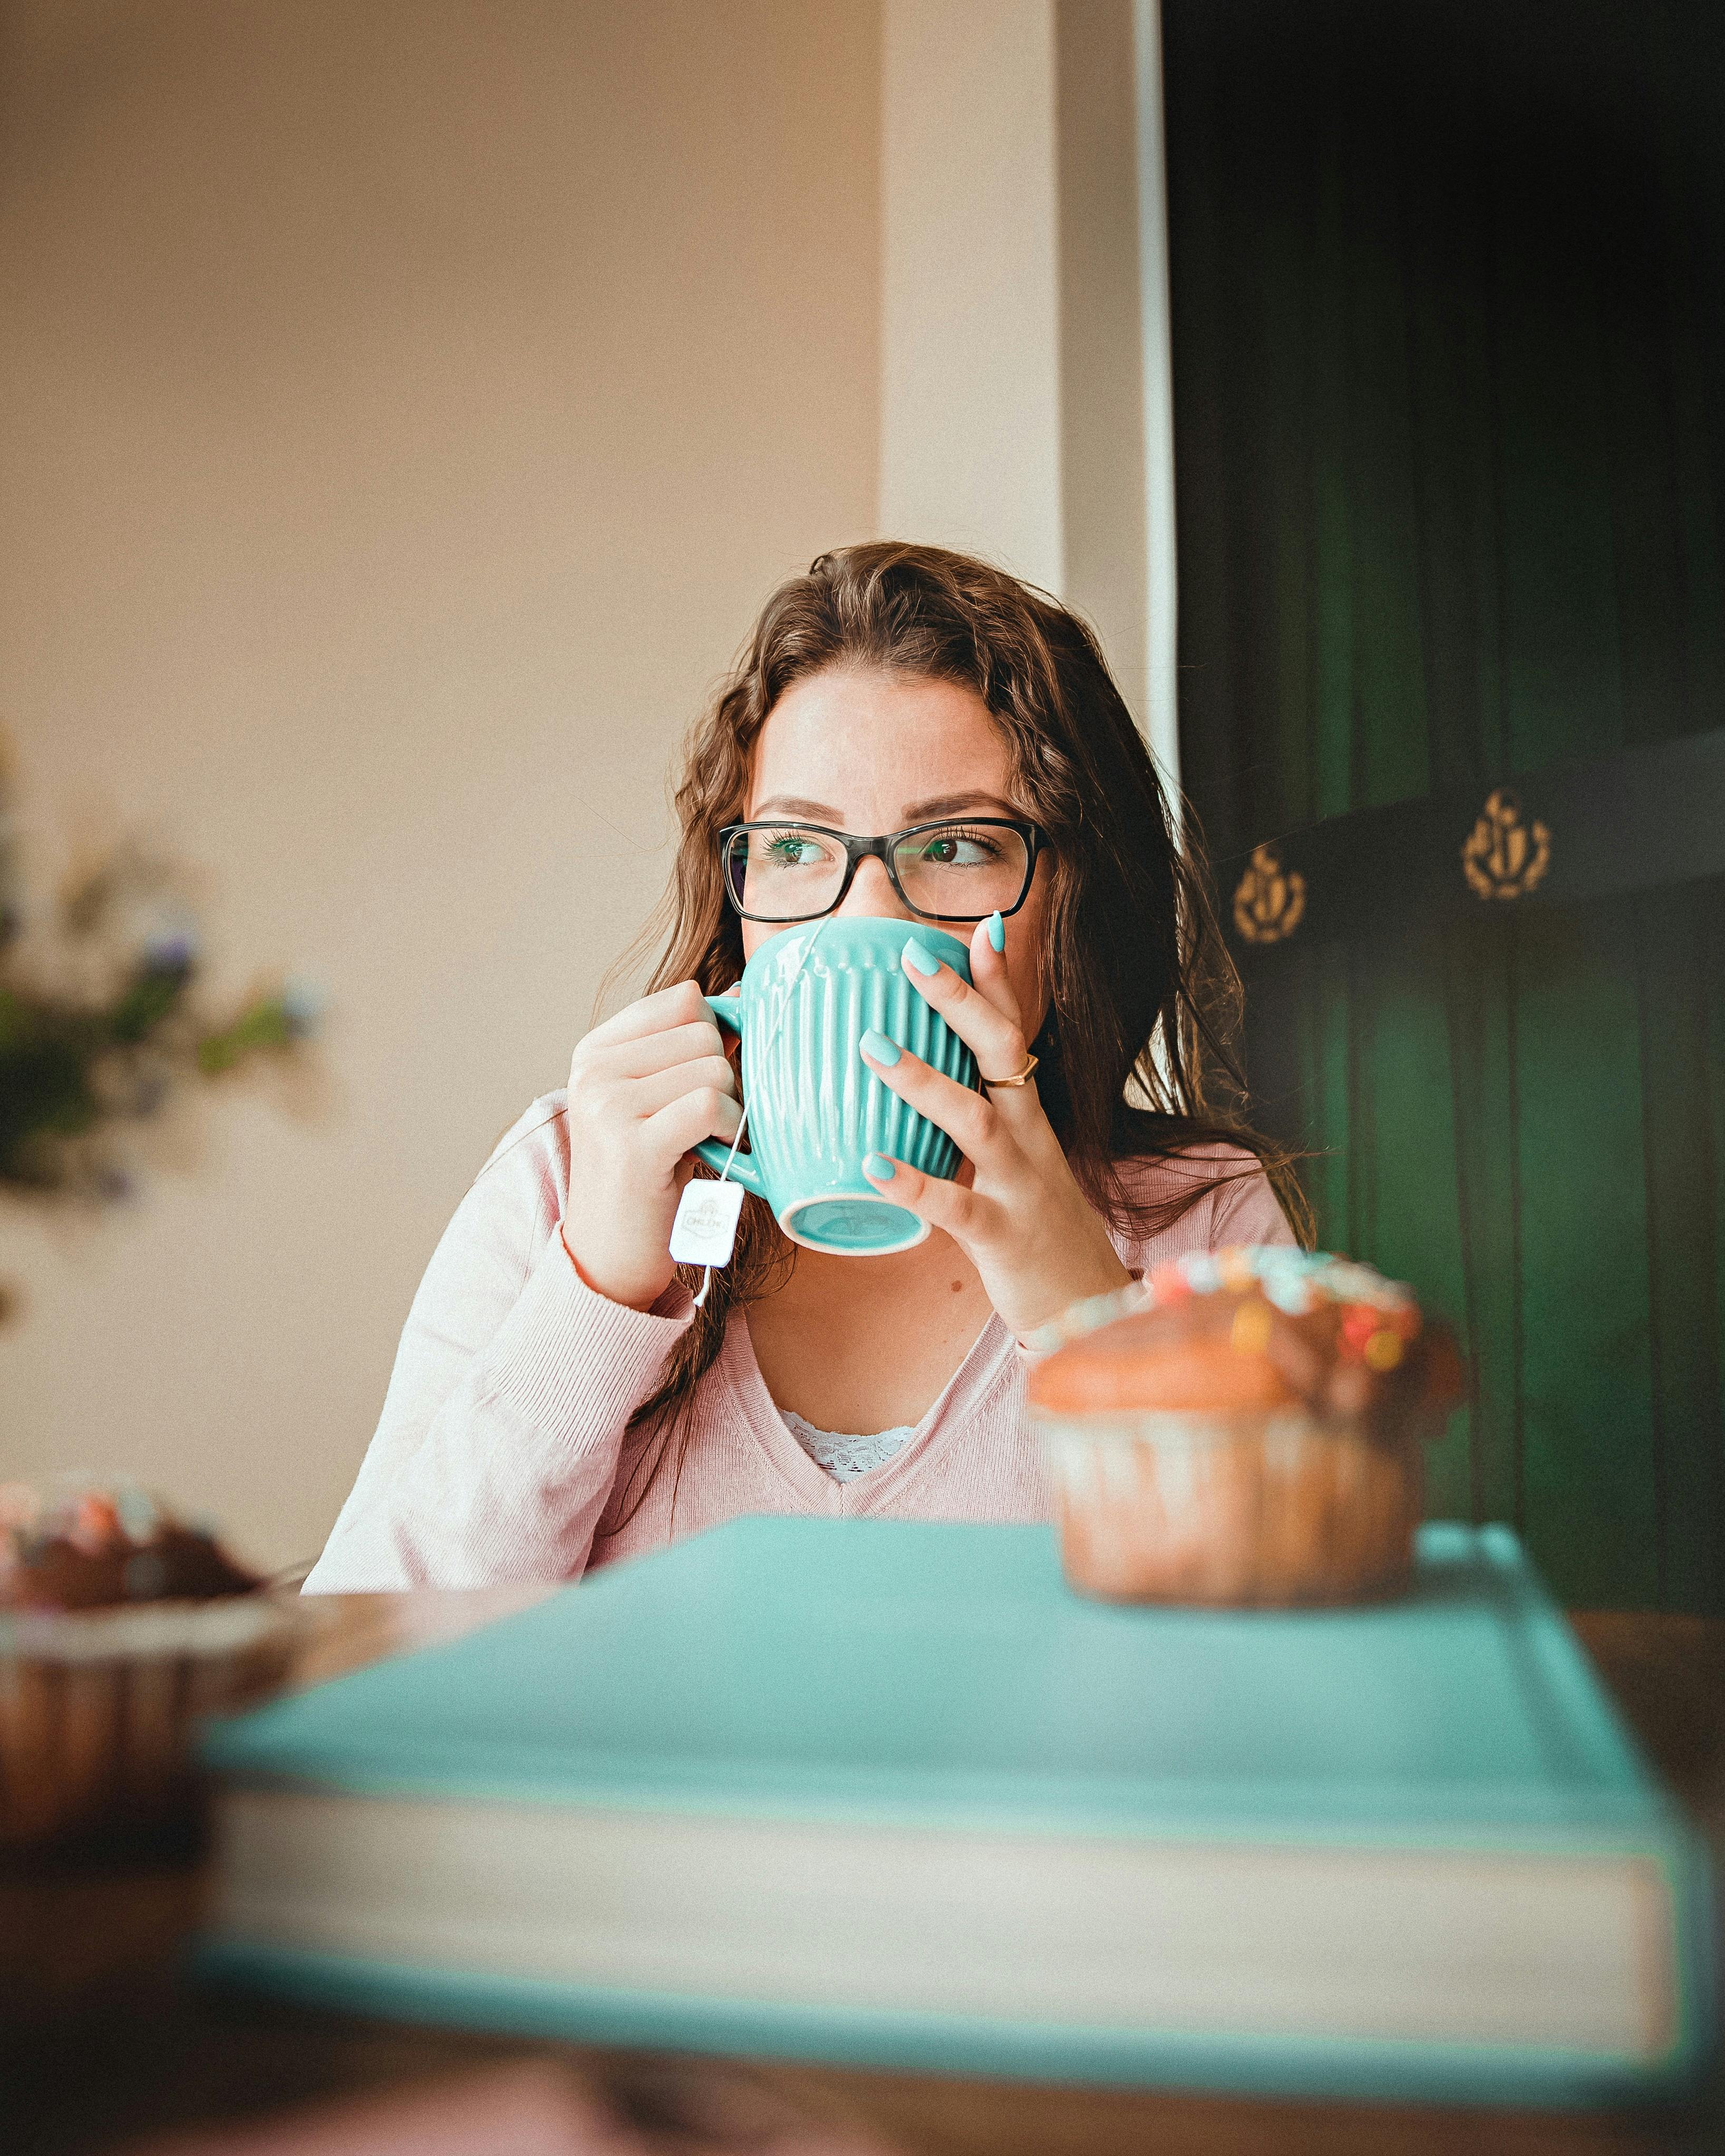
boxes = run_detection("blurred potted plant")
[0,751,318,1316]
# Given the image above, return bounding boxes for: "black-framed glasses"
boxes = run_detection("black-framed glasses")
[719,817,1044,925]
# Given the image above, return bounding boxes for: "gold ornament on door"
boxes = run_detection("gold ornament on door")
[1233,844,1307,945]
[1462,790,1550,900]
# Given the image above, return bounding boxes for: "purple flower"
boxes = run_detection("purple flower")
[142,930,198,973]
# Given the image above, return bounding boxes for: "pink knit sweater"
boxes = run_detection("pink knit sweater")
[304,1094,1294,1592]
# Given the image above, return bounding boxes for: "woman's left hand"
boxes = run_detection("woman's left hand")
[859,922,1131,1341]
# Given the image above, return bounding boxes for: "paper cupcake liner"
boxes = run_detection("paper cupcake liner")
[1036,1406,1423,1608]
[0,1596,297,1850]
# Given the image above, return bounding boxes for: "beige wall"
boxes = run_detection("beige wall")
[0,0,880,1568]
[1056,0,1149,728]
[880,0,1169,769]
[880,0,1063,592]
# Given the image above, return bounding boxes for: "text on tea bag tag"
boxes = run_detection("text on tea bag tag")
[670,1175,746,1268]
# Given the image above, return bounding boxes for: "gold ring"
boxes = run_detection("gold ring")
[982,1052,1039,1090]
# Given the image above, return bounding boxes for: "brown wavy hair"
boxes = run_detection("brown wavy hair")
[607,541,1307,1491]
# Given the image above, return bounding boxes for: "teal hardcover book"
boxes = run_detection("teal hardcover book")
[197,1519,1716,2105]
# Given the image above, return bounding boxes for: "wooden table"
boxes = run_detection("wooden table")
[5,1592,1723,2156]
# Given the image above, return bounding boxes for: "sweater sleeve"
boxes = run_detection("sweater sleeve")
[1207,1156,1298,1248]
[303,1096,695,1592]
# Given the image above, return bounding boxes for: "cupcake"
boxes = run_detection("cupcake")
[1026,1249,1464,1607]
[0,1480,295,1851]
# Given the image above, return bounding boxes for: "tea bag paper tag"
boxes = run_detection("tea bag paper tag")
[670,1177,746,1268]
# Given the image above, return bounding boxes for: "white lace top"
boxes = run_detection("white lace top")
[780,1410,915,1483]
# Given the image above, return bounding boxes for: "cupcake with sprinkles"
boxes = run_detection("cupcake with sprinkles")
[0,1479,295,1850]
[1026,1249,1464,1606]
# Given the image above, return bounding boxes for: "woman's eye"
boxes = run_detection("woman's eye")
[761,830,825,867]
[920,827,1001,867]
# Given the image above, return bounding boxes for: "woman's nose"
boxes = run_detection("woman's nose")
[836,854,915,922]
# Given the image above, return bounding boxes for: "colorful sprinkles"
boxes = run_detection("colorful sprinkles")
[1026,1246,1424,1359]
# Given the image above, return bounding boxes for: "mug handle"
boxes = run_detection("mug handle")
[690,992,765,1194]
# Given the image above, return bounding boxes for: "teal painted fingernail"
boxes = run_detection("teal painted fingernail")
[860,1029,901,1066]
[987,910,1005,952]
[863,1152,895,1181]
[902,936,941,977]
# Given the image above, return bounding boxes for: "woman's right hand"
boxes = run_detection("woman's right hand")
[561,980,741,1312]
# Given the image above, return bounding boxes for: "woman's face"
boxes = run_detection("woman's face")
[742,666,1052,1037]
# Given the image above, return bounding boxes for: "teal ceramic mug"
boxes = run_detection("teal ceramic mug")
[692,915,978,1255]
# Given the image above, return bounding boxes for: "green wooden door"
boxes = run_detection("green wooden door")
[1162,0,1725,1609]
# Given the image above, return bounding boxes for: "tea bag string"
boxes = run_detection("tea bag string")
[690,916,829,1310]
[688,1107,751,1311]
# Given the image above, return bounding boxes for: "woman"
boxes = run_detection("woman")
[306,544,1299,1591]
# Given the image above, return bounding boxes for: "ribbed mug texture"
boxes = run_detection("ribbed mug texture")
[743,923,976,1196]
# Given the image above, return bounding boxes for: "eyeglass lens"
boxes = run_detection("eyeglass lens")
[727,823,1030,921]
